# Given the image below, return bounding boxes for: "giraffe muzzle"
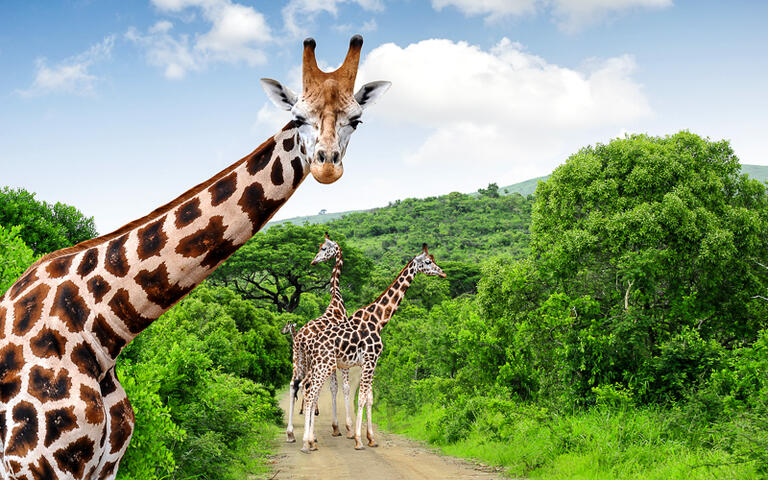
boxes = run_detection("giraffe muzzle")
[310,152,344,184]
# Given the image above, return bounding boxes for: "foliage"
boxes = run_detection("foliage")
[0,186,97,255]
[0,224,36,297]
[209,223,372,312]
[117,284,289,479]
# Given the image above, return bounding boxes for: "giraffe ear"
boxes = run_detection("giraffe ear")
[260,78,298,111]
[355,81,391,110]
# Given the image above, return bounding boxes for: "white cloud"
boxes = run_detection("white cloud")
[432,0,672,31]
[356,38,651,172]
[18,36,115,96]
[333,18,378,33]
[128,0,272,79]
[282,0,383,37]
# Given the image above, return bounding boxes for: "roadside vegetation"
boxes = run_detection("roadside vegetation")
[2,131,766,478]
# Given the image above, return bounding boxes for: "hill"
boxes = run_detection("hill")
[271,163,768,228]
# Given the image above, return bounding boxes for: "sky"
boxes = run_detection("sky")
[1,0,767,234]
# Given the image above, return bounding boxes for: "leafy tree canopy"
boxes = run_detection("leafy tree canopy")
[0,224,36,296]
[209,223,372,313]
[0,186,98,255]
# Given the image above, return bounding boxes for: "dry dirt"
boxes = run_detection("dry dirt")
[270,369,504,480]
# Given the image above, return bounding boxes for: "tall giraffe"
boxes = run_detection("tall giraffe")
[300,244,446,453]
[0,36,390,480]
[285,233,352,443]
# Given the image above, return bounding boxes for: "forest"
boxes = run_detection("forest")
[1,131,766,478]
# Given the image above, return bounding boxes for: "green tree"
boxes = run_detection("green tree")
[209,224,372,313]
[0,187,98,255]
[0,224,37,296]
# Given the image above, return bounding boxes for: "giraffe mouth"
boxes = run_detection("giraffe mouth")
[310,160,344,184]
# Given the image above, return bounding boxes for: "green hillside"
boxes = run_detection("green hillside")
[272,163,768,228]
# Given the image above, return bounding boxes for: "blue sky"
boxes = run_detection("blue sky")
[1,0,767,233]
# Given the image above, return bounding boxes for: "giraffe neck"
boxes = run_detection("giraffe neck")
[371,261,416,331]
[29,123,309,365]
[323,248,345,319]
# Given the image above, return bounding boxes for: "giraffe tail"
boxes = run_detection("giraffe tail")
[292,377,302,401]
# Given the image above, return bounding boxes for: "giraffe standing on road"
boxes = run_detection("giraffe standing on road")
[0,36,390,479]
[300,244,446,453]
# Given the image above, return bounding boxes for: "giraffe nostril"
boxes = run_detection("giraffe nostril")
[331,152,340,165]
[317,151,326,164]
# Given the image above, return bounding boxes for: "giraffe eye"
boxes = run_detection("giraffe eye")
[349,118,362,129]
[425,260,432,265]
[294,116,308,126]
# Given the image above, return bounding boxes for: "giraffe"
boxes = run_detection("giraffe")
[300,244,446,453]
[286,233,354,443]
[281,319,320,419]
[0,36,390,480]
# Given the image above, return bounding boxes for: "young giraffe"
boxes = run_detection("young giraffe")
[0,36,390,480]
[280,320,319,418]
[285,233,352,443]
[301,244,446,453]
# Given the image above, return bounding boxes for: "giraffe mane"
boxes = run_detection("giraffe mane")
[29,123,291,270]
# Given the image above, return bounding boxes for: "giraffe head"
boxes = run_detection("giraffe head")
[281,322,297,335]
[413,244,446,278]
[260,35,391,184]
[311,232,340,265]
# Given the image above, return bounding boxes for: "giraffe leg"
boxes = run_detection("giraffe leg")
[286,375,298,442]
[330,370,342,436]
[301,365,331,454]
[342,368,354,438]
[354,364,374,450]
[366,387,378,447]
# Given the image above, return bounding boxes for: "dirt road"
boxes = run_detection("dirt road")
[271,369,503,480]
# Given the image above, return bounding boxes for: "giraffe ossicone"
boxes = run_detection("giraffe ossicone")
[299,244,446,454]
[0,35,389,480]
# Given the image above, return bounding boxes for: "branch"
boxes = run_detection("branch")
[624,280,634,312]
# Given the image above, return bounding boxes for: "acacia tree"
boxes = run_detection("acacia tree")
[208,223,372,313]
[0,187,98,254]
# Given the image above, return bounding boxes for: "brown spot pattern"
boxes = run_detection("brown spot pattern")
[109,398,135,454]
[53,436,95,478]
[91,314,126,359]
[209,172,237,206]
[99,461,118,480]
[50,281,90,333]
[87,275,111,304]
[46,255,73,278]
[175,198,202,228]
[105,234,129,277]
[99,369,117,396]
[8,267,38,301]
[44,406,78,447]
[28,366,71,403]
[78,248,99,278]
[246,142,275,174]
[238,183,286,235]
[0,343,24,402]
[283,136,295,151]
[175,215,227,258]
[71,342,102,379]
[80,384,105,424]
[108,289,152,334]
[291,157,305,189]
[7,401,38,457]
[271,157,284,185]
[201,239,239,269]
[13,283,50,336]
[137,217,168,260]
[30,327,67,359]
[134,263,194,309]
[0,305,5,340]
[29,456,57,480]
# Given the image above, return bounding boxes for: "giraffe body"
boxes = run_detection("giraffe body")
[0,36,390,479]
[300,245,445,453]
[286,234,353,443]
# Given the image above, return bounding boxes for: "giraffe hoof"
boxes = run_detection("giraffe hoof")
[300,447,310,454]
[346,433,356,440]
[354,445,366,450]
[331,425,342,436]
[368,441,378,448]
[286,432,296,443]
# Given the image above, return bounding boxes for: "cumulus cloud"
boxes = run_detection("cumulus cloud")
[18,36,115,96]
[127,0,271,79]
[282,0,384,37]
[356,38,651,173]
[432,0,672,31]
